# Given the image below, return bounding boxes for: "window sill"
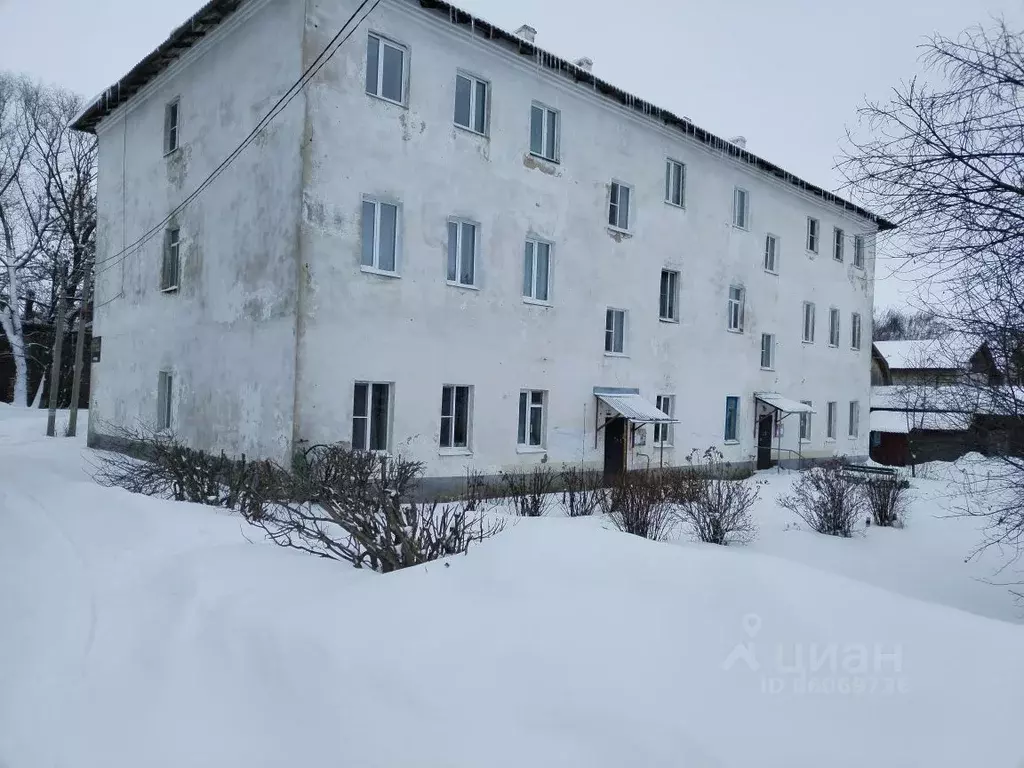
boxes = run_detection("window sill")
[848,435,860,440]
[160,285,179,294]
[446,280,480,291]
[807,251,819,258]
[658,316,680,324]
[652,443,674,450]
[528,151,559,165]
[833,258,844,264]
[664,200,686,210]
[800,439,812,444]
[764,268,778,276]
[606,225,632,237]
[366,91,407,108]
[516,445,546,454]
[828,343,839,349]
[361,266,400,279]
[851,347,862,352]
[760,366,774,372]
[724,439,740,445]
[603,351,629,358]
[454,123,489,139]
[825,438,836,443]
[802,340,815,345]
[727,328,744,334]
[523,297,552,308]
[853,264,865,271]
[732,224,749,231]
[163,147,181,159]
[439,447,473,457]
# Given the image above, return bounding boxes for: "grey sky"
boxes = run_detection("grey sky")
[2,0,1020,309]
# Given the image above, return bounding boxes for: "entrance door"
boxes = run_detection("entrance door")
[604,417,627,477]
[757,413,774,470]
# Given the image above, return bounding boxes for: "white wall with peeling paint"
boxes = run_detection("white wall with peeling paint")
[89,0,880,481]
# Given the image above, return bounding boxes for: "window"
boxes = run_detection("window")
[802,301,816,343]
[733,187,749,229]
[833,227,845,262]
[665,159,686,207]
[156,370,173,431]
[352,382,391,451]
[760,333,775,370]
[764,234,778,273]
[454,73,488,134]
[523,238,551,302]
[440,385,471,450]
[799,400,813,441]
[608,181,631,230]
[446,219,477,287]
[727,285,745,332]
[724,396,740,442]
[853,235,865,268]
[529,102,559,162]
[605,308,626,354]
[654,395,674,445]
[851,312,862,350]
[826,401,837,439]
[659,269,679,321]
[849,401,860,438]
[361,199,398,273]
[164,99,179,154]
[518,389,546,447]
[829,307,840,347]
[365,33,406,104]
[807,217,819,253]
[161,227,180,292]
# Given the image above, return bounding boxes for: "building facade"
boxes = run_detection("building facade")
[74,0,891,486]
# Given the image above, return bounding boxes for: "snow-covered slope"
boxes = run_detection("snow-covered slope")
[1,405,1022,767]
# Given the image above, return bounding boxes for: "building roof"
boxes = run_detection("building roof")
[70,0,895,232]
[871,385,973,412]
[872,339,980,371]
[869,409,971,434]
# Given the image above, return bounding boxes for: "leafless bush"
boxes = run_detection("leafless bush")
[862,475,910,528]
[500,465,556,517]
[559,465,604,517]
[778,460,863,537]
[669,447,760,545]
[607,471,675,541]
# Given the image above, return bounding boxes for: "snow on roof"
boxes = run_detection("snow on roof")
[873,338,981,371]
[755,393,815,414]
[595,392,675,423]
[871,386,974,411]
[869,410,972,433]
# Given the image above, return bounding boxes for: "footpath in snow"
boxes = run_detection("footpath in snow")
[1,404,1022,768]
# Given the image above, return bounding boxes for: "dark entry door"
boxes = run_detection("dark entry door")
[604,417,627,477]
[757,414,774,470]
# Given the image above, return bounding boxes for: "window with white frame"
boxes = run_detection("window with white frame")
[529,102,559,162]
[446,219,477,287]
[807,217,819,253]
[608,181,631,230]
[760,333,775,370]
[440,384,471,450]
[659,269,679,321]
[164,99,179,154]
[365,33,406,104]
[833,227,845,262]
[727,285,745,332]
[851,312,862,350]
[826,401,837,439]
[523,238,551,302]
[802,301,816,343]
[733,187,749,229]
[352,381,391,452]
[849,400,860,438]
[799,400,813,441]
[361,198,398,273]
[724,396,740,442]
[764,233,778,273]
[161,227,180,291]
[454,72,488,134]
[665,159,685,207]
[605,308,626,354]
[156,370,173,431]
[654,395,674,445]
[517,389,546,447]
[853,235,865,268]
[829,307,841,347]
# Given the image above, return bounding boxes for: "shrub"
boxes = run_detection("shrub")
[559,465,604,517]
[500,465,556,517]
[669,447,760,545]
[607,471,675,541]
[862,474,910,528]
[778,459,863,537]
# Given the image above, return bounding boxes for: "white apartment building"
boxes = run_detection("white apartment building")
[73,0,893,488]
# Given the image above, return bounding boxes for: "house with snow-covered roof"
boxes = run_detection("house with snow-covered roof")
[71,0,892,487]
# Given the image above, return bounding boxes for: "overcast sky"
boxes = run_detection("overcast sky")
[2,0,1021,309]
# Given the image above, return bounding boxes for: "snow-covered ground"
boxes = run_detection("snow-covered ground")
[2,405,1023,767]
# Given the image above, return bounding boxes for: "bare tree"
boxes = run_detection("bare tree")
[842,20,1024,563]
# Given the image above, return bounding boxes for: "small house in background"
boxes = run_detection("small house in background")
[872,338,1001,387]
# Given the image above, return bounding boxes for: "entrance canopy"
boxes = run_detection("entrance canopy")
[594,387,676,424]
[755,392,815,414]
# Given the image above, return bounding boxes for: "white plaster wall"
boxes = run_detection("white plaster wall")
[90,0,305,462]
[294,0,878,478]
